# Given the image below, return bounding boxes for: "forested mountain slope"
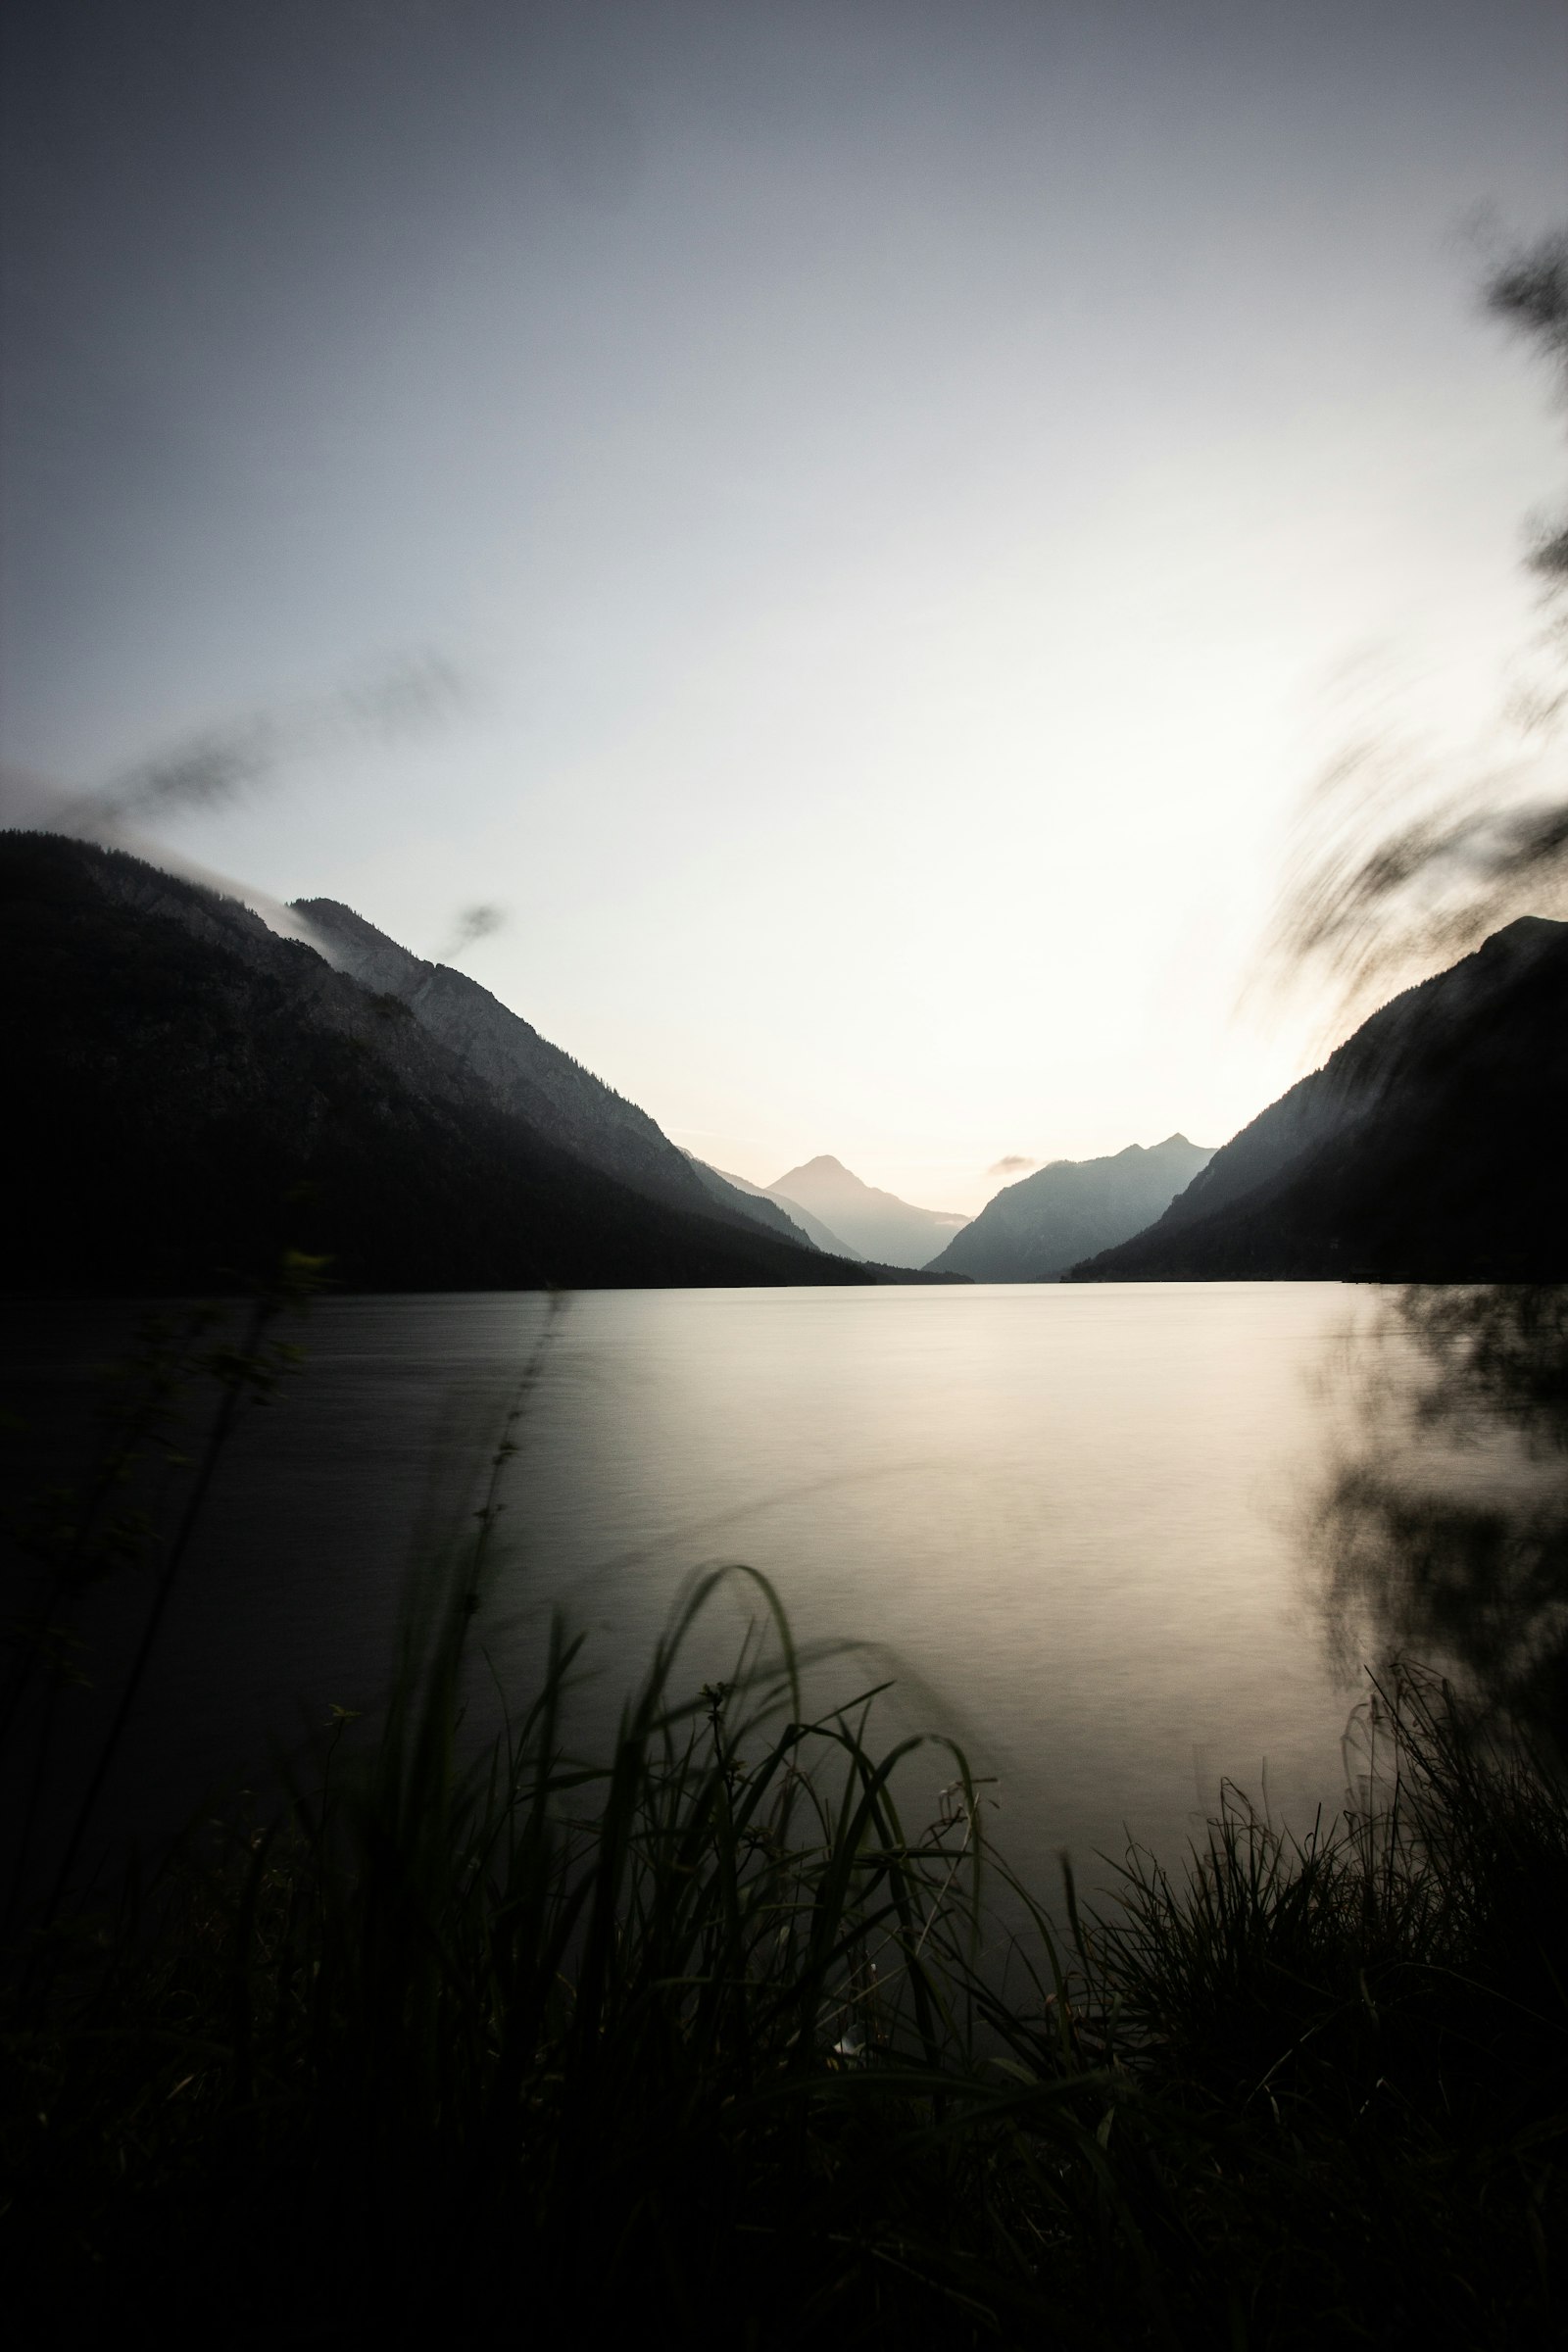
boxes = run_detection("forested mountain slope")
[928,1136,1213,1280]
[0,835,906,1295]
[683,1156,821,1250]
[294,897,716,1216]
[1071,917,1568,1282]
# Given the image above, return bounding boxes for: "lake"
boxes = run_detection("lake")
[10,1278,1552,1908]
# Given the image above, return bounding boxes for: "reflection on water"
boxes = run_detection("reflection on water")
[1307,1286,1568,1758]
[9,1281,1566,1904]
[2,1286,1365,1902]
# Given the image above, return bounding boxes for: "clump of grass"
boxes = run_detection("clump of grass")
[4,1318,1567,2347]
[1078,1668,1568,2345]
[3,1369,1142,2346]
[1097,1665,1568,2090]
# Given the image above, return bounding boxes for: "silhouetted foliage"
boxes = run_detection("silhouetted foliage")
[3,1327,1566,2347]
[1264,228,1568,1026]
[1309,1285,1568,1758]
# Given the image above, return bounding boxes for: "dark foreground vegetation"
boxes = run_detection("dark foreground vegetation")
[4,1302,1566,2348]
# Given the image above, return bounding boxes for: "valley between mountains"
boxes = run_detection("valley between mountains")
[4,829,1566,1295]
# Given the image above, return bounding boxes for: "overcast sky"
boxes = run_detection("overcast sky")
[4,0,1565,1211]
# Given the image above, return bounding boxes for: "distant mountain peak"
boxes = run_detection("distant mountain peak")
[294,897,404,952]
[928,1135,1216,1282]
[770,1153,866,1192]
[764,1154,969,1270]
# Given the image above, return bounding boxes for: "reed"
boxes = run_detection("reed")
[1074,1667,1568,2344]
[3,1315,1566,2346]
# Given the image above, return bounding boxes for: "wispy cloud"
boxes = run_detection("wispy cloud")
[90,652,466,827]
[2,652,470,951]
[987,1154,1036,1179]
[437,904,509,964]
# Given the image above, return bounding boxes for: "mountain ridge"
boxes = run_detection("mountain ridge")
[681,1156,826,1251]
[927,1135,1214,1280]
[1070,915,1568,1282]
[0,834,961,1295]
[763,1155,969,1270]
[295,896,718,1218]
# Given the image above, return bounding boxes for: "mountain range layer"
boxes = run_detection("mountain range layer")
[681,1157,825,1252]
[9,830,1565,1294]
[682,1158,858,1258]
[928,1136,1215,1280]
[0,835,956,1296]
[1070,916,1568,1282]
[761,1156,969,1270]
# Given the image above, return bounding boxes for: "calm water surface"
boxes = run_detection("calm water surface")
[7,1281,1417,1897]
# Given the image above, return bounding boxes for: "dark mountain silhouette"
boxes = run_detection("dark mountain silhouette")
[295,897,718,1216]
[764,1156,968,1270]
[927,1136,1215,1281]
[1070,916,1568,1282]
[0,835,956,1295]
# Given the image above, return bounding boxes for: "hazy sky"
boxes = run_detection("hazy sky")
[4,1,1565,1212]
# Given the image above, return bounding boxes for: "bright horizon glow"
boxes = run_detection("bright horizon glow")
[4,2,1565,1218]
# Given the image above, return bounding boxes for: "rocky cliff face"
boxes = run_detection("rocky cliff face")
[927,1136,1214,1281]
